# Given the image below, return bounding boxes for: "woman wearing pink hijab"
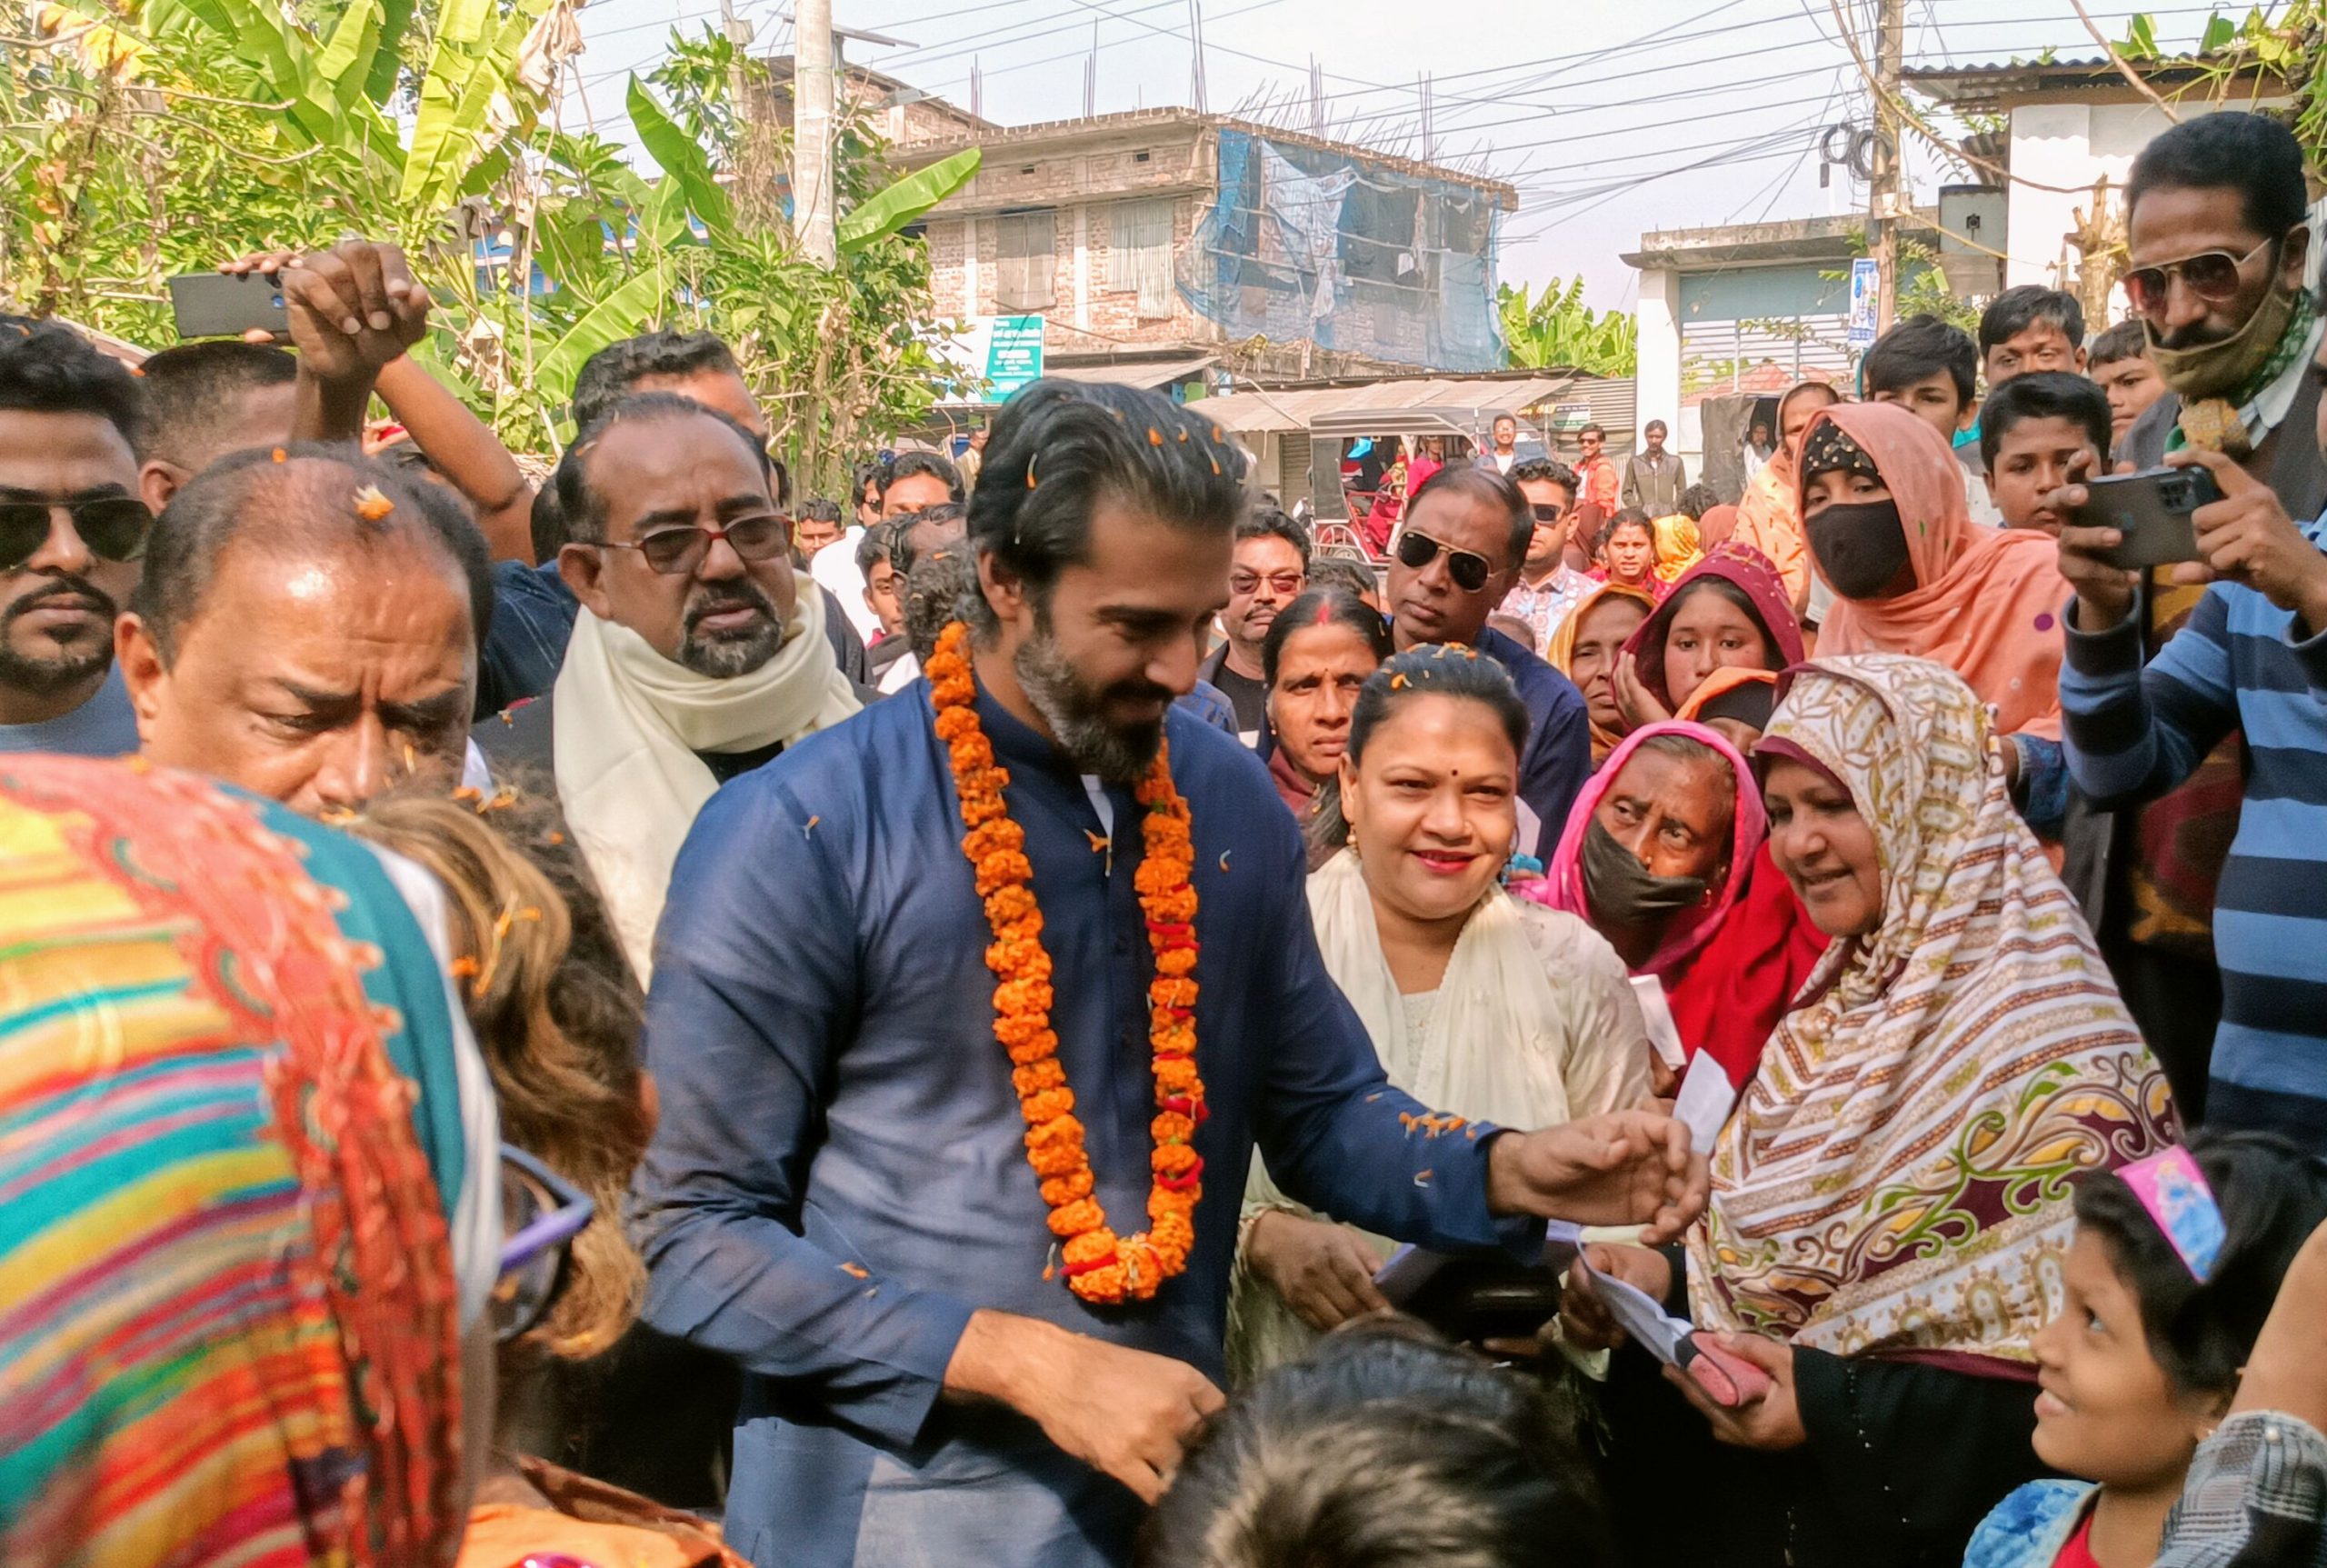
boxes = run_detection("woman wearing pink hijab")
[1795,399,2069,741]
[1518,719,1825,1090]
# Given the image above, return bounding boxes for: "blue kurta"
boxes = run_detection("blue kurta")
[634,682,1533,1568]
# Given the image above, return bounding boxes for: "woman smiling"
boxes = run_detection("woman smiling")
[1231,645,1651,1380]
[1562,654,2173,1568]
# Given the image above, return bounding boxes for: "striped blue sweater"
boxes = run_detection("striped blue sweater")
[2061,516,2327,1153]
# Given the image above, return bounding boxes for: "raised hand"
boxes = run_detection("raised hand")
[224,240,431,385]
[2165,446,2327,634]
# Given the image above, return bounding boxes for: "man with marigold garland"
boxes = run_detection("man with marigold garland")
[632,378,1709,1568]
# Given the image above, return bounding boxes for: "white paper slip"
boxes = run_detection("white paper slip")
[1673,1048,1737,1156]
[1574,1249,1689,1366]
[1629,974,1687,1070]
[1371,1243,1449,1307]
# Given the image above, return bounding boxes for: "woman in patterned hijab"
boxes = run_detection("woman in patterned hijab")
[1565,655,2175,1568]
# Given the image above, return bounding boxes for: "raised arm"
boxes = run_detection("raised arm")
[374,355,537,563]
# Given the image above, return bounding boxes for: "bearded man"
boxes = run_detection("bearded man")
[631,379,1706,1568]
[476,393,858,982]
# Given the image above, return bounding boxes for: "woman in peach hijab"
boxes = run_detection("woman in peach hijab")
[1796,399,2068,742]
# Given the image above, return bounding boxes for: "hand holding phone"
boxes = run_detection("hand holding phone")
[2067,464,2222,569]
[168,273,289,341]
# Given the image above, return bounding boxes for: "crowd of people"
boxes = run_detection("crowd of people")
[5,105,2327,1568]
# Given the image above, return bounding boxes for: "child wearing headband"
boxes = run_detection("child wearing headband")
[1965,1134,2327,1568]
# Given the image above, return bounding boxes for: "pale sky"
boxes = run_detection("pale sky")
[559,0,2236,308]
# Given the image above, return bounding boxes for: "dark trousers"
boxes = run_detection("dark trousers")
[2099,917,2223,1127]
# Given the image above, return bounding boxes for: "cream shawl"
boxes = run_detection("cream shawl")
[1688,654,2172,1363]
[554,576,860,984]
[1231,850,1650,1379]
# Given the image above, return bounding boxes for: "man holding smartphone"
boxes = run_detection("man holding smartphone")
[2051,256,2327,1158]
[2043,110,2327,1141]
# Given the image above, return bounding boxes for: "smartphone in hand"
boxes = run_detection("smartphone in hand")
[167,273,288,341]
[2071,465,2223,569]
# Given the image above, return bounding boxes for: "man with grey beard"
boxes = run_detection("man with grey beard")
[477,392,859,984]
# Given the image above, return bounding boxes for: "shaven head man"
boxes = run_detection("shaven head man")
[119,445,489,812]
[134,340,299,516]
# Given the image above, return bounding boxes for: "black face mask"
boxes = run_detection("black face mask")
[1806,498,1913,601]
[1580,816,1708,926]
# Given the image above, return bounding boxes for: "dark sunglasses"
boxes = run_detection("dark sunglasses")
[0,496,153,573]
[2122,234,2285,320]
[1394,527,1493,594]
[601,513,792,575]
[494,1144,595,1343]
[1529,502,1566,524]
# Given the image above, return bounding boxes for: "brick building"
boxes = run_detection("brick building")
[884,105,1519,385]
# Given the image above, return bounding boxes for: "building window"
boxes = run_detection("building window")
[995,209,1056,313]
[1111,198,1176,320]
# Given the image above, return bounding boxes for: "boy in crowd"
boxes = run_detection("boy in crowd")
[2088,320,2169,449]
[1979,285,2087,385]
[1863,314,2006,524]
[1981,371,2112,535]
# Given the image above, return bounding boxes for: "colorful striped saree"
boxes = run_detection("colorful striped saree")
[0,755,468,1567]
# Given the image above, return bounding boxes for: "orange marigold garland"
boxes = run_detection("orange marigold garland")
[927,621,1206,1304]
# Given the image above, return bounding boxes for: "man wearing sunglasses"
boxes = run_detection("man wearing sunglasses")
[0,319,148,758]
[1195,508,1308,744]
[1387,465,1591,859]
[2114,111,2325,522]
[2045,110,2327,1154]
[481,394,860,984]
[1496,458,1588,654]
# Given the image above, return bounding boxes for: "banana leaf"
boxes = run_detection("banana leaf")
[626,76,732,239]
[837,147,979,255]
[534,258,672,404]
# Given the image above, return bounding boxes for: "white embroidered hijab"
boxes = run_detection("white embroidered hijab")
[554,573,860,983]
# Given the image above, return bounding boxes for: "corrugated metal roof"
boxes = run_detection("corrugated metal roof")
[1196,376,1585,435]
[1043,355,1218,391]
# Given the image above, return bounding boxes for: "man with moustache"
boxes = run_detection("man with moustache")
[0,318,150,755]
[2051,111,2326,1127]
[476,394,859,984]
[1195,507,1307,744]
[631,379,1707,1568]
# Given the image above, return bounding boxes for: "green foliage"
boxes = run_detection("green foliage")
[1,0,977,488]
[1497,275,1637,376]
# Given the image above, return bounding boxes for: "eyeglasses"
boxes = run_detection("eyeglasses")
[1230,570,1304,597]
[1529,502,1567,524]
[1394,528,1493,594]
[494,1144,595,1343]
[0,496,153,573]
[600,513,792,575]
[2122,234,2287,320]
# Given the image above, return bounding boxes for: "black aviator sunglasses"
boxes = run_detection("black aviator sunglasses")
[0,496,154,573]
[1394,527,1494,594]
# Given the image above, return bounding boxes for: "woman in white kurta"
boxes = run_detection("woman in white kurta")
[1230,644,1653,1381]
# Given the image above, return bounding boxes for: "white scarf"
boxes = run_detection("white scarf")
[1306,849,1578,1126]
[554,576,861,984]
[1229,850,1648,1381]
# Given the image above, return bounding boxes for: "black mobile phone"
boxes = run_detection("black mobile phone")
[2071,465,2223,569]
[167,272,288,341]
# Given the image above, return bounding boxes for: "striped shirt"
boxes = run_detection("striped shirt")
[2060,514,2327,1150]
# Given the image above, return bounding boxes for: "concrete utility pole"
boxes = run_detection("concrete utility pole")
[1868,0,1905,333]
[795,0,836,267]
